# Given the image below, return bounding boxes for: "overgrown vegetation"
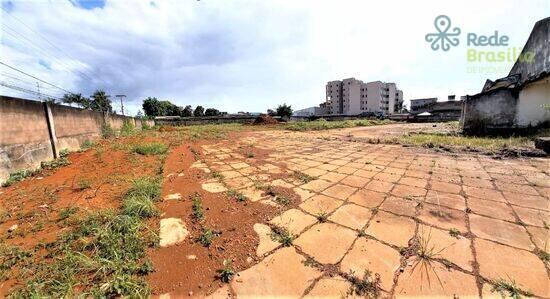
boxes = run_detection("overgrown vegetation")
[122,177,161,218]
[102,123,115,138]
[286,119,392,131]
[132,142,168,155]
[196,227,220,247]
[491,279,533,299]
[227,189,247,202]
[120,119,136,136]
[9,176,161,297]
[2,169,37,187]
[293,171,316,184]
[191,193,204,221]
[80,139,95,150]
[347,270,380,297]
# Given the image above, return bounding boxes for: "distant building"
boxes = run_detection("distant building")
[293,106,316,117]
[320,78,403,116]
[410,98,437,114]
[461,17,550,134]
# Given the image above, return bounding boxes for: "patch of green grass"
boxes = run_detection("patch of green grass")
[80,139,95,150]
[270,226,295,247]
[0,245,32,277]
[9,176,162,297]
[122,178,161,218]
[76,178,92,191]
[394,132,536,150]
[217,259,235,283]
[227,189,246,202]
[191,193,204,221]
[57,206,79,221]
[491,279,533,299]
[196,227,220,247]
[211,171,224,180]
[41,151,70,170]
[285,119,392,131]
[293,171,316,184]
[2,169,37,187]
[132,142,168,155]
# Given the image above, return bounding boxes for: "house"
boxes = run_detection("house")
[461,17,550,135]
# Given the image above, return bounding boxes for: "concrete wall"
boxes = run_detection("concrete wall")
[509,17,549,81]
[0,96,154,184]
[515,78,550,127]
[461,89,518,134]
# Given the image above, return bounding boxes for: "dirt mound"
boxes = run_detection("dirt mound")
[253,115,278,125]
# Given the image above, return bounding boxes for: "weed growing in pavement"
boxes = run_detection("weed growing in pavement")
[491,278,533,299]
[191,193,204,221]
[534,248,549,263]
[2,169,37,187]
[274,195,290,206]
[227,189,246,202]
[316,212,329,223]
[211,171,224,180]
[346,269,381,297]
[293,171,317,184]
[246,152,255,158]
[358,229,367,237]
[302,256,317,268]
[133,142,168,155]
[448,228,460,238]
[270,226,295,247]
[217,259,235,283]
[196,227,220,247]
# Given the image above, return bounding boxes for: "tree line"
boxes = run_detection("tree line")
[141,97,222,117]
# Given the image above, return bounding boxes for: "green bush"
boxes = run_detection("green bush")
[132,143,168,155]
[120,119,136,136]
[102,123,115,138]
[2,169,36,187]
[81,139,95,150]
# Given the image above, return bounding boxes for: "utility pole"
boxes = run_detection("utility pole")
[115,94,126,115]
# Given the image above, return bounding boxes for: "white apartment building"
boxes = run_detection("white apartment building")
[322,78,403,115]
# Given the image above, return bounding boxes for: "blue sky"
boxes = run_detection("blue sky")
[1,0,548,115]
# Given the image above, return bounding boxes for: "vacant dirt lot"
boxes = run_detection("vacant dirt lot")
[1,123,548,298]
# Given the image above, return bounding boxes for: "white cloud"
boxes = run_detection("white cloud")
[1,0,548,115]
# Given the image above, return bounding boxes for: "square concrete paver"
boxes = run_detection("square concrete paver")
[294,223,357,264]
[366,211,416,248]
[463,186,505,202]
[231,247,321,297]
[301,179,333,192]
[365,180,394,193]
[379,196,417,217]
[502,192,549,211]
[304,276,351,298]
[299,194,343,215]
[417,203,467,233]
[399,176,428,189]
[475,238,548,297]
[469,214,533,250]
[430,180,462,194]
[319,172,347,183]
[512,205,549,227]
[395,259,479,297]
[254,223,280,256]
[468,197,516,222]
[340,175,370,188]
[348,189,386,208]
[417,225,474,272]
[391,184,427,198]
[328,203,372,230]
[322,184,357,201]
[340,238,401,291]
[425,191,466,210]
[270,208,317,235]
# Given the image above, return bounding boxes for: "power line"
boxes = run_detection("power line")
[0,61,75,94]
[1,7,109,87]
[1,81,63,101]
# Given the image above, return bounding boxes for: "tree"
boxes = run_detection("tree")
[276,104,293,118]
[62,93,91,109]
[193,105,204,117]
[142,97,165,117]
[90,90,112,113]
[267,109,276,116]
[180,105,192,117]
[204,108,220,116]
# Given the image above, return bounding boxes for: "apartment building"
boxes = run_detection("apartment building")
[322,78,403,115]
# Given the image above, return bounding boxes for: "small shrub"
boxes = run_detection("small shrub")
[76,178,92,191]
[41,154,70,170]
[81,139,95,150]
[2,169,36,187]
[101,123,115,138]
[196,227,219,247]
[274,195,290,206]
[449,228,460,238]
[191,193,204,221]
[133,143,168,155]
[227,189,246,202]
[217,259,235,283]
[57,206,79,221]
[120,119,136,136]
[211,171,224,180]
